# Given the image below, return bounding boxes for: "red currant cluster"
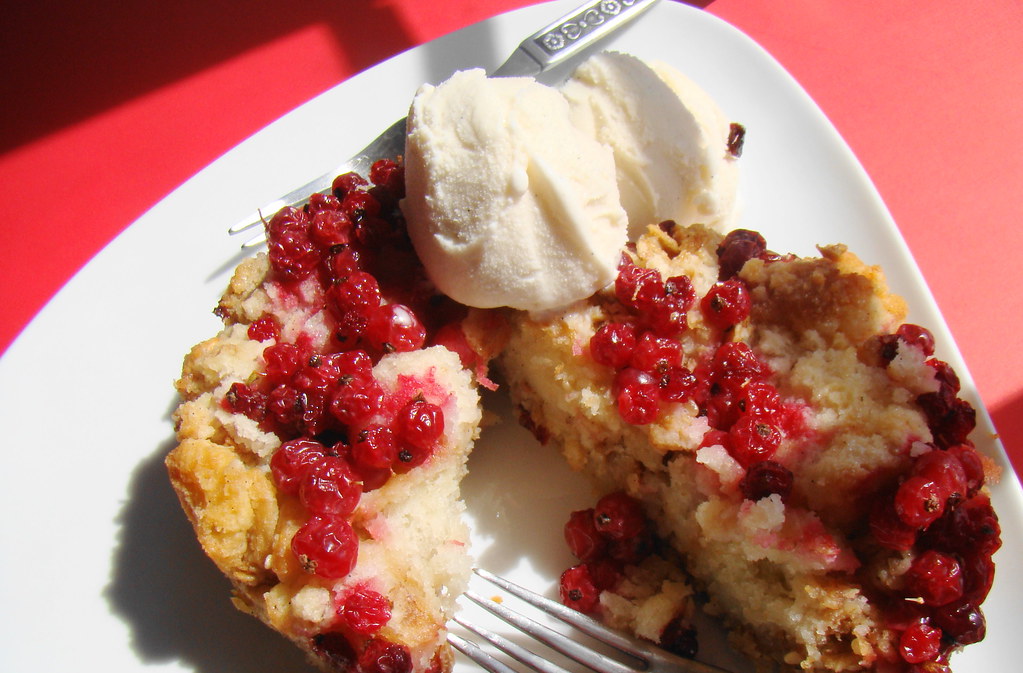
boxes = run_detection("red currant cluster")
[561,492,651,613]
[559,492,697,658]
[219,160,461,673]
[591,260,710,425]
[693,341,803,467]
[266,161,403,283]
[590,229,803,499]
[865,326,997,668]
[271,395,444,578]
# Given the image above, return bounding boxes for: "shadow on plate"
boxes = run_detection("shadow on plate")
[460,388,594,586]
[105,438,315,673]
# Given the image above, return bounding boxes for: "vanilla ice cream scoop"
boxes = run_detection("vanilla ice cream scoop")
[402,69,628,312]
[560,51,739,239]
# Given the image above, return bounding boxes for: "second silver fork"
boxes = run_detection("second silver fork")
[229,0,661,248]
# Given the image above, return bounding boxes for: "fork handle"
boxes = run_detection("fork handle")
[492,0,661,78]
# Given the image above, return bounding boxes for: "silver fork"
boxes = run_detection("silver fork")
[229,0,661,248]
[449,568,734,673]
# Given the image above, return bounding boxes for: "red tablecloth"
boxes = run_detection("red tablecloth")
[2,0,1020,472]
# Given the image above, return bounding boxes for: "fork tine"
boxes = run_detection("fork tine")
[448,631,524,673]
[452,614,575,673]
[460,591,635,673]
[228,204,280,236]
[240,230,268,248]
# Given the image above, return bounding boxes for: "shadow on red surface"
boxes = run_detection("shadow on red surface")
[0,0,415,153]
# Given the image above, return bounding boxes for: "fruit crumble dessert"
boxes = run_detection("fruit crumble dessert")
[167,51,1000,673]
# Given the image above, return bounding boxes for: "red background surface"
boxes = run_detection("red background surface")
[2,0,1020,473]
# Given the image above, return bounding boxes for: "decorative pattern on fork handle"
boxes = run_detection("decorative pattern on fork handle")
[538,0,646,54]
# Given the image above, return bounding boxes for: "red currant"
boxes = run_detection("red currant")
[701,280,751,328]
[630,332,683,373]
[913,450,967,504]
[309,209,353,248]
[658,366,697,403]
[739,381,783,419]
[307,191,341,214]
[247,315,281,342]
[897,323,936,357]
[271,438,327,495]
[585,559,623,592]
[292,515,359,578]
[357,637,413,673]
[615,263,664,314]
[592,492,646,540]
[933,599,986,645]
[961,551,995,602]
[263,342,307,384]
[339,586,392,635]
[946,444,985,496]
[716,229,766,280]
[899,622,942,664]
[396,400,445,449]
[330,378,385,427]
[223,382,267,420]
[351,425,398,470]
[267,384,304,427]
[341,190,381,223]
[894,476,946,529]
[332,172,369,198]
[299,456,363,516]
[728,415,782,467]
[365,303,427,353]
[329,246,363,279]
[293,353,346,395]
[613,368,660,425]
[659,615,699,659]
[311,632,356,671]
[370,158,405,198]
[560,564,600,613]
[740,460,793,501]
[711,341,770,384]
[869,498,917,551]
[664,275,696,311]
[904,550,964,606]
[269,225,320,282]
[330,271,381,316]
[589,322,637,369]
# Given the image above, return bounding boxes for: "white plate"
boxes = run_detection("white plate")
[0,1,1019,671]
